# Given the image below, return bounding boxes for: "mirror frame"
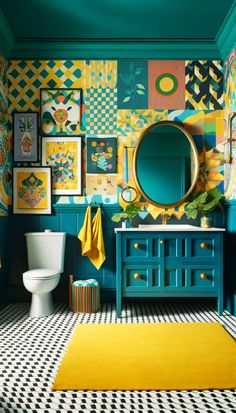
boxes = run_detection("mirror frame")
[133,120,200,208]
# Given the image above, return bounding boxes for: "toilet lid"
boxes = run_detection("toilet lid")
[23,268,60,279]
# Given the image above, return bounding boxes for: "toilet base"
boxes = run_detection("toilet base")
[30,292,54,317]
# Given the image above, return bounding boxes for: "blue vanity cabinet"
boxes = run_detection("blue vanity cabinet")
[115,229,224,317]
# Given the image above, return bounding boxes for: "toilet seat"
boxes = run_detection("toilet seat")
[23,268,60,280]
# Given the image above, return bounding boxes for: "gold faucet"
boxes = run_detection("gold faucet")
[161,211,170,225]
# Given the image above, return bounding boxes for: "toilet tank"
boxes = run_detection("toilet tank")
[25,232,66,272]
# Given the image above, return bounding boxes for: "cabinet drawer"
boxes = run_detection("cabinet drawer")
[123,266,149,288]
[122,235,149,260]
[186,235,218,259]
[122,265,160,290]
[184,266,218,289]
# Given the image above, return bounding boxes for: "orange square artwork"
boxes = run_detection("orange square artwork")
[148,61,185,110]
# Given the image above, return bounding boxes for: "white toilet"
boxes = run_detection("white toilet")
[23,231,66,317]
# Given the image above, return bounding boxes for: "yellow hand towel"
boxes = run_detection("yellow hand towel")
[90,207,106,270]
[78,205,92,256]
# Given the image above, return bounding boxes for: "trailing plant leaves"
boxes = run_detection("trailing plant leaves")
[136,90,145,95]
[111,213,128,222]
[185,187,225,219]
[111,203,142,223]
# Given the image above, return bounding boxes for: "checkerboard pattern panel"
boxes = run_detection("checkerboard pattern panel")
[0,302,236,412]
[86,88,117,134]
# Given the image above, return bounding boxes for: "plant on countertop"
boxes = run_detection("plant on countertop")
[111,203,142,226]
[184,187,226,220]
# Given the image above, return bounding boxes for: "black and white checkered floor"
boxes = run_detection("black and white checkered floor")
[0,301,236,413]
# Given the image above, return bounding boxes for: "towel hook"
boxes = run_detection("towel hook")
[89,201,101,207]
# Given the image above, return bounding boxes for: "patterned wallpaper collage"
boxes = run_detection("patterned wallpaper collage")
[0,55,235,217]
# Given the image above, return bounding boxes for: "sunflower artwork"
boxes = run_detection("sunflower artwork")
[86,135,117,173]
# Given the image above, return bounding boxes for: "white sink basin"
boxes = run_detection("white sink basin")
[114,225,225,232]
[138,224,199,231]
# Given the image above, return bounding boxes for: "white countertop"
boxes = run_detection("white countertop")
[114,224,225,232]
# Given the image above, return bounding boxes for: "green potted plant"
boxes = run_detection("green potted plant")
[111,203,142,227]
[184,187,225,227]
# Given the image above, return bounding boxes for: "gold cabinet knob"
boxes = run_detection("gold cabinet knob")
[200,273,208,280]
[160,239,164,245]
[134,243,140,249]
[134,273,141,280]
[200,242,208,249]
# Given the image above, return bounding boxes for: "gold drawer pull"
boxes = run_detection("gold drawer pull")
[134,243,140,249]
[200,273,208,280]
[160,239,164,245]
[134,273,141,280]
[200,242,208,249]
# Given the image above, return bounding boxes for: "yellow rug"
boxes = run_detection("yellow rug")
[52,322,236,390]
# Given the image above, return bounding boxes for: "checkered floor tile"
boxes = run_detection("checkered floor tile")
[0,301,236,412]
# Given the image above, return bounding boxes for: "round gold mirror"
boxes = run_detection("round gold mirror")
[133,121,199,208]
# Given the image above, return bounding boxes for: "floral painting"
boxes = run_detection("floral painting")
[13,167,52,214]
[42,137,82,195]
[40,88,82,136]
[86,135,117,173]
[13,112,38,162]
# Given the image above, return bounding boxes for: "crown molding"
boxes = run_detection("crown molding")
[216,0,236,61]
[8,39,221,60]
[0,8,14,57]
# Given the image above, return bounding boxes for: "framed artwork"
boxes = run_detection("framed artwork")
[86,174,117,195]
[42,136,82,195]
[13,167,52,215]
[86,134,117,173]
[40,88,82,136]
[13,112,39,162]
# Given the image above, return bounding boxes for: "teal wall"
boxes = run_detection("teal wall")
[0,216,9,306]
[224,200,236,315]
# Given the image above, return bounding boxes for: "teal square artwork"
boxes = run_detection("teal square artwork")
[118,60,148,109]
[86,135,117,173]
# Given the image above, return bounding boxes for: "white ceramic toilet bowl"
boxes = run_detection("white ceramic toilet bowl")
[23,268,60,317]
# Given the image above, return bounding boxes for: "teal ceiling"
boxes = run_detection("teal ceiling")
[0,0,235,59]
[0,0,233,39]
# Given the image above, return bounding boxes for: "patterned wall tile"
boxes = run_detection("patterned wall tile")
[83,60,117,89]
[85,88,117,134]
[117,60,148,109]
[224,49,236,198]
[168,110,204,136]
[204,110,224,149]
[6,58,227,209]
[185,61,223,110]
[148,61,185,109]
[0,55,9,214]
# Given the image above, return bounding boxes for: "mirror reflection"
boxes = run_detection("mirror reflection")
[133,121,199,208]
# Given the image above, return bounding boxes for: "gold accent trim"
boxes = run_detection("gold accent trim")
[133,121,200,208]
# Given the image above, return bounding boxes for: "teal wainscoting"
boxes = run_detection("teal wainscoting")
[225,200,236,316]
[8,205,120,303]
[0,216,9,307]
[7,204,226,305]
